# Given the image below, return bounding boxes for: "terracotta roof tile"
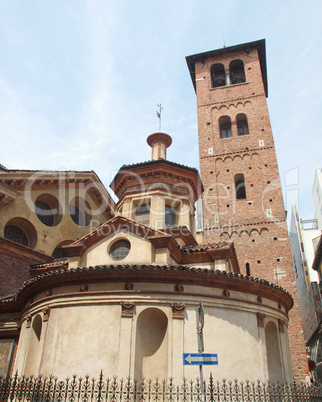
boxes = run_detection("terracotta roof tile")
[0,264,292,308]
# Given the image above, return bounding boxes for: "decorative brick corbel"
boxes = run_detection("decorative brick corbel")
[278,319,285,333]
[42,307,51,322]
[121,301,135,317]
[256,312,266,327]
[171,303,186,319]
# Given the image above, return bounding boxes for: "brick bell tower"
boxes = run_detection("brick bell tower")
[186,39,308,380]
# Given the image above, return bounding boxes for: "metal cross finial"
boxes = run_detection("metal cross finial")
[156,104,163,131]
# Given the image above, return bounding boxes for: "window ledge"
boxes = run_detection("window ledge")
[210,81,249,91]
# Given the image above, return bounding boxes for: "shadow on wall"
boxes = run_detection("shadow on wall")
[134,308,168,379]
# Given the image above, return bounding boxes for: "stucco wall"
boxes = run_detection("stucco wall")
[0,187,108,256]
[13,281,293,382]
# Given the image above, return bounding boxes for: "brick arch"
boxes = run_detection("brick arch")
[260,227,269,236]
[228,103,238,109]
[215,157,224,165]
[231,231,238,238]
[224,156,233,163]
[244,100,252,107]
[250,229,260,237]
[251,152,259,160]
[211,105,220,112]
[220,231,230,239]
[242,153,251,161]
[233,155,242,162]
[218,104,229,111]
[239,230,249,237]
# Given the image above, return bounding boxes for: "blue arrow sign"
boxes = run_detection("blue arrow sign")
[183,353,218,365]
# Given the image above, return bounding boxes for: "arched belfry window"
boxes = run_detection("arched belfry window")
[210,63,225,88]
[229,59,246,84]
[219,116,232,139]
[236,113,249,136]
[235,174,246,199]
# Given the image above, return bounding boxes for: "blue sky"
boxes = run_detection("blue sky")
[0,1,321,222]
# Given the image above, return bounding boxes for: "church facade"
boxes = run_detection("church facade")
[1,133,294,383]
[0,40,308,383]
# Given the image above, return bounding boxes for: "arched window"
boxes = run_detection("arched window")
[210,63,225,88]
[165,206,175,227]
[236,113,249,136]
[219,116,232,139]
[235,174,246,199]
[52,240,74,259]
[136,204,150,225]
[229,59,245,84]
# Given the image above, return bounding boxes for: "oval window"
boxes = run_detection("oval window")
[109,239,131,261]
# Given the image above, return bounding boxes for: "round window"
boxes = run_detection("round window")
[4,224,28,247]
[69,197,91,226]
[35,194,62,227]
[4,217,37,249]
[109,239,131,261]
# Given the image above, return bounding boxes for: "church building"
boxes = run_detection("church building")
[0,39,308,384]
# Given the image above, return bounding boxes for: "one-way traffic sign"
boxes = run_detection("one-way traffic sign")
[183,353,218,365]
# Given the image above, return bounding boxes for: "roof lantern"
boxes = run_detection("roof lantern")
[146,132,172,161]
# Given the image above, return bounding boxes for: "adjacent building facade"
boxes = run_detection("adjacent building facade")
[290,168,322,382]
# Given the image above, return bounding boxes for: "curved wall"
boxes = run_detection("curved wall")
[13,275,293,382]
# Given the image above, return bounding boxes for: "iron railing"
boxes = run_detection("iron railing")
[1,372,322,401]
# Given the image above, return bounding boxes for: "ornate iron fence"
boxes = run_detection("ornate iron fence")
[1,372,322,401]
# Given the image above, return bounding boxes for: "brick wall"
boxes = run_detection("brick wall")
[0,237,53,298]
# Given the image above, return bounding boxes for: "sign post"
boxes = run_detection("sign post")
[183,303,218,401]
[196,303,205,402]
